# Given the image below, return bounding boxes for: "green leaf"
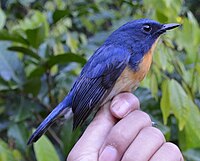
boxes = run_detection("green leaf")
[160,80,171,125]
[154,45,168,71]
[175,13,200,64]
[150,73,158,99]
[0,139,22,161]
[67,33,79,53]
[60,120,81,155]
[33,134,60,161]
[26,24,46,49]
[155,10,168,23]
[53,9,70,23]
[28,53,86,78]
[0,139,15,161]
[28,67,45,78]
[0,30,28,45]
[46,53,86,68]
[8,46,41,60]
[18,0,35,7]
[19,11,49,36]
[161,80,200,149]
[161,79,191,130]
[179,103,200,149]
[8,123,29,152]
[168,80,190,130]
[0,42,25,84]
[23,77,41,96]
[183,148,200,161]
[15,11,49,48]
[0,9,6,29]
[14,98,33,122]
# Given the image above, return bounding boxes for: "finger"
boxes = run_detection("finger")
[122,127,165,161]
[67,101,117,161]
[99,110,152,161]
[150,142,184,161]
[110,93,140,119]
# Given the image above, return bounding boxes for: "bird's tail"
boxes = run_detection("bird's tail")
[27,95,72,145]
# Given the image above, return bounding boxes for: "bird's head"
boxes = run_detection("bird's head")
[105,19,180,55]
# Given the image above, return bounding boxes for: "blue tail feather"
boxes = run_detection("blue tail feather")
[27,95,72,145]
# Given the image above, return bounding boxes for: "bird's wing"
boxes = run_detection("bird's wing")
[71,45,131,129]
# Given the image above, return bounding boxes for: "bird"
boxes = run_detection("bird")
[27,18,180,145]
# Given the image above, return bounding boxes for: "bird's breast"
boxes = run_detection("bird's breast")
[101,50,153,105]
[101,40,158,105]
[115,41,157,91]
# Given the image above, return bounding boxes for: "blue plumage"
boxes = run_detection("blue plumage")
[71,45,130,128]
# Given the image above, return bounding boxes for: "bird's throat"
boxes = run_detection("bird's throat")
[132,38,159,81]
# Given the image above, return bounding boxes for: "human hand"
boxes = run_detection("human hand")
[67,93,183,161]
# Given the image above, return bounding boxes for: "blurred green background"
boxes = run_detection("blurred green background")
[0,0,200,161]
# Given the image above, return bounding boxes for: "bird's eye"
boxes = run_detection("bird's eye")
[142,25,152,33]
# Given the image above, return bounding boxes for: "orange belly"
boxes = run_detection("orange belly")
[101,40,158,105]
[112,48,153,92]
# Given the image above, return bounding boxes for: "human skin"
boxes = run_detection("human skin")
[67,93,184,161]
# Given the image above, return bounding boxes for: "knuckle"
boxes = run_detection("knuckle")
[135,110,152,125]
[109,127,128,148]
[116,127,129,142]
[142,127,166,143]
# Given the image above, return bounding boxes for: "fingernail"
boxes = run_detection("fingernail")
[99,146,118,161]
[111,100,130,117]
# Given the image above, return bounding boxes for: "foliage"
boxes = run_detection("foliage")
[0,0,199,160]
[33,134,60,161]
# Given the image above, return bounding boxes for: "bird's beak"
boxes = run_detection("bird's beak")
[161,23,180,31]
[155,23,180,35]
